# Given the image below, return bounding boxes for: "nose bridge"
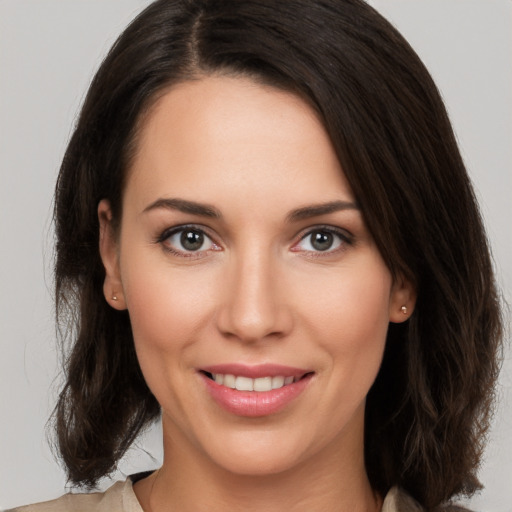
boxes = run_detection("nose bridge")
[217,242,291,342]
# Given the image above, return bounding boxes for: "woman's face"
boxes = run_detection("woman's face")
[100,76,412,477]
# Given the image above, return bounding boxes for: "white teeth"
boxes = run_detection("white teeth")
[253,376,272,392]
[272,375,285,389]
[223,374,236,388]
[235,376,254,391]
[210,373,300,391]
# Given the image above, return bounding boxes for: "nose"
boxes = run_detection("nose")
[216,250,293,343]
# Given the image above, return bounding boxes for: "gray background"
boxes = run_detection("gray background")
[0,0,510,510]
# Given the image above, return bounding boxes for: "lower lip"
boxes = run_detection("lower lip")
[201,373,313,417]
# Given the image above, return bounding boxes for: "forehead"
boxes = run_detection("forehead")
[125,75,353,214]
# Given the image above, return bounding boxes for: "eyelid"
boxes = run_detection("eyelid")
[156,223,212,242]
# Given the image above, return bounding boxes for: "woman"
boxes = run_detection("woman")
[9,0,503,511]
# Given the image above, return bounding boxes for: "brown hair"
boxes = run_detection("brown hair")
[53,1,503,509]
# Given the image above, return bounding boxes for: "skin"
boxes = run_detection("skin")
[99,75,414,512]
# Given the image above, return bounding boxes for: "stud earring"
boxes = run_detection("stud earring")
[401,305,408,315]
[112,295,118,301]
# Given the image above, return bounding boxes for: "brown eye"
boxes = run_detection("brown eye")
[180,230,205,251]
[310,231,334,251]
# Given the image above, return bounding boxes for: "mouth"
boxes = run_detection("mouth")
[200,371,313,392]
[198,363,314,416]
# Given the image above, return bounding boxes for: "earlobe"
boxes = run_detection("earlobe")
[98,199,126,310]
[389,275,416,323]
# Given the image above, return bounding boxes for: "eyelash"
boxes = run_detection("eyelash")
[155,224,353,259]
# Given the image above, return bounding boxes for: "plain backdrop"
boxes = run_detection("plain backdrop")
[0,1,510,510]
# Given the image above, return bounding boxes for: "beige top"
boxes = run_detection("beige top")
[7,480,428,512]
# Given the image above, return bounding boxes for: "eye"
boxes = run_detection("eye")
[293,228,350,253]
[159,226,220,256]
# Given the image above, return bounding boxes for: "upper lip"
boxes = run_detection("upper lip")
[199,363,311,379]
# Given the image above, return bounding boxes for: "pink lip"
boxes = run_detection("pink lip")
[199,364,314,417]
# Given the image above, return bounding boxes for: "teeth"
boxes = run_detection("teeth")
[223,374,236,388]
[210,373,299,392]
[253,376,272,392]
[272,375,285,389]
[235,376,253,391]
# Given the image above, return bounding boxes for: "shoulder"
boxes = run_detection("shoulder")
[383,487,475,512]
[5,479,142,512]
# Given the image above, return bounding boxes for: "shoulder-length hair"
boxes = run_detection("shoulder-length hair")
[53,0,503,509]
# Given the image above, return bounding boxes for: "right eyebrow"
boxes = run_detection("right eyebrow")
[286,200,360,223]
[142,198,222,218]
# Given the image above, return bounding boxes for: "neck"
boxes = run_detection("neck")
[135,419,381,512]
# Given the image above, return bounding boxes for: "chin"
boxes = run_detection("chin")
[213,448,305,477]
[199,424,333,479]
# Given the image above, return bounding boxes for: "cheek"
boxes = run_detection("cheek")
[305,259,391,339]
[302,258,392,385]
[119,248,217,375]
[119,259,221,418]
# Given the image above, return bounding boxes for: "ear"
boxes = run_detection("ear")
[98,199,126,310]
[389,274,416,323]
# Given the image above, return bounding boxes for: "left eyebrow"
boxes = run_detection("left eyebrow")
[286,200,360,223]
[142,197,221,218]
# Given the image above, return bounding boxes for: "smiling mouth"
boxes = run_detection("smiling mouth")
[201,372,313,392]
